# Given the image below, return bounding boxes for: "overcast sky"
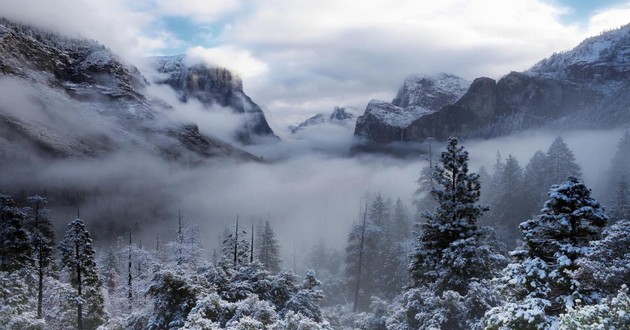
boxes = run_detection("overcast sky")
[2,0,630,131]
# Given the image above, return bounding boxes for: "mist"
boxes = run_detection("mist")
[1,124,625,265]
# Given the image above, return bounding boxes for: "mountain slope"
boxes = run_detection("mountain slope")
[355,24,630,143]
[0,18,260,162]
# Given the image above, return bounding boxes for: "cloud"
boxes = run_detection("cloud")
[586,2,630,36]
[210,0,629,130]
[185,45,269,79]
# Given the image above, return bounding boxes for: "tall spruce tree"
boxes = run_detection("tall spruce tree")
[487,177,608,329]
[523,150,549,214]
[258,221,281,273]
[610,176,629,223]
[59,217,105,330]
[409,137,502,295]
[545,137,582,185]
[488,155,528,249]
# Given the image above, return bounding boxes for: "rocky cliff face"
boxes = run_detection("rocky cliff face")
[0,18,260,162]
[354,73,469,143]
[356,24,630,143]
[154,56,278,144]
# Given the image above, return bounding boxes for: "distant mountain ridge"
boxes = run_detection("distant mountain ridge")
[0,18,262,162]
[291,106,356,134]
[355,24,630,144]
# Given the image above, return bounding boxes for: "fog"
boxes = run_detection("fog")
[1,107,625,267]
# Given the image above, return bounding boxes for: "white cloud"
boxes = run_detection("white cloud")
[586,1,630,36]
[185,45,269,79]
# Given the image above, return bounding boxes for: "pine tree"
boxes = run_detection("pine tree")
[523,150,549,214]
[488,155,528,249]
[26,195,56,319]
[258,221,281,273]
[391,198,410,241]
[545,137,581,185]
[413,165,435,219]
[610,176,629,223]
[59,217,106,330]
[487,177,608,328]
[409,137,503,295]
[0,193,33,272]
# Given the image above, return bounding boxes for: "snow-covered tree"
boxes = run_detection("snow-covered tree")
[409,137,503,295]
[487,177,607,329]
[0,193,33,272]
[59,217,106,330]
[575,219,630,297]
[0,271,44,329]
[147,267,207,330]
[560,285,630,329]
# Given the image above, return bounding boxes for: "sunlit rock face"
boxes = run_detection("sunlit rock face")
[356,24,630,143]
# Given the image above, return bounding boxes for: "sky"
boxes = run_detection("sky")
[2,0,630,132]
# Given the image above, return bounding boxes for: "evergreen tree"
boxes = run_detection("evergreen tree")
[59,217,106,330]
[522,150,549,214]
[391,198,410,241]
[258,221,281,273]
[488,155,528,249]
[487,177,608,328]
[607,131,630,202]
[0,193,33,272]
[545,137,582,185]
[413,165,435,219]
[26,195,56,319]
[610,176,630,223]
[409,137,502,295]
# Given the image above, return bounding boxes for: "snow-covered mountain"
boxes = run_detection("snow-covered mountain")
[290,106,356,134]
[0,18,260,162]
[153,55,278,144]
[355,73,469,143]
[355,24,630,144]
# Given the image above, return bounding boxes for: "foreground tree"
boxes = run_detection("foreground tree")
[487,177,608,329]
[410,137,503,294]
[59,217,106,330]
